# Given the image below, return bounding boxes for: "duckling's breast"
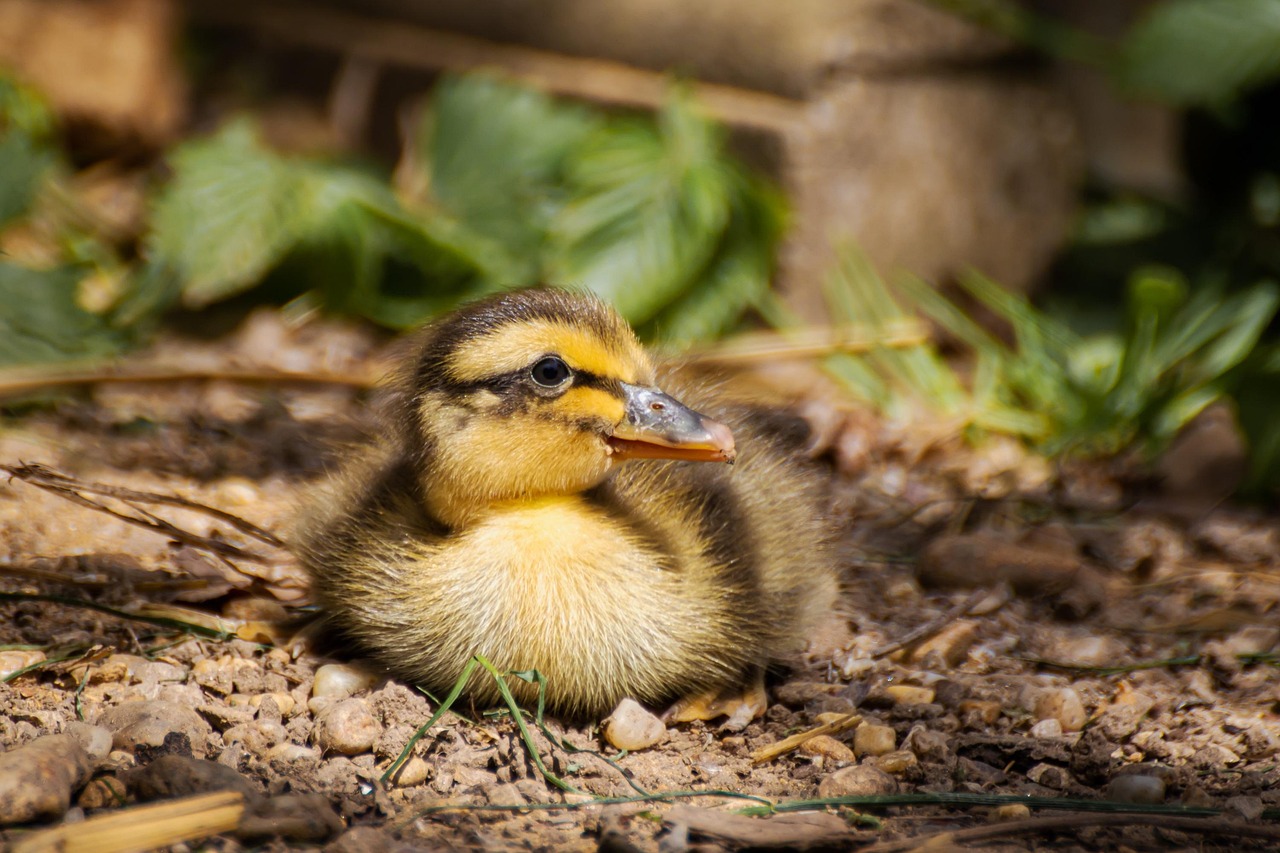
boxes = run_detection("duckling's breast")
[359,495,751,716]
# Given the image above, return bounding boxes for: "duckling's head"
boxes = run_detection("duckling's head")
[397,288,735,525]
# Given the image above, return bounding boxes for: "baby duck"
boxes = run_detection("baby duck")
[299,288,840,723]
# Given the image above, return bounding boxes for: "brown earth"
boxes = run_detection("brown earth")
[0,309,1278,852]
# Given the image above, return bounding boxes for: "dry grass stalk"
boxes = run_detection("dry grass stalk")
[685,320,929,366]
[750,713,861,765]
[11,790,246,853]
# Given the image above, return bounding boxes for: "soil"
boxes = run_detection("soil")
[1,309,1278,852]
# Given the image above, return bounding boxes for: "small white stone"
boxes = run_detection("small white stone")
[1106,774,1166,804]
[266,743,320,763]
[313,698,382,756]
[1032,687,1087,733]
[601,699,666,751]
[0,649,46,680]
[1029,718,1064,738]
[311,663,380,700]
[62,723,113,762]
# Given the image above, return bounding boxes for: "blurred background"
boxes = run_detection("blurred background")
[3,0,1280,500]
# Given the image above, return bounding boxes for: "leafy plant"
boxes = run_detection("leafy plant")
[407,75,786,343]
[927,0,1280,107]
[1117,0,1280,107]
[0,264,126,365]
[145,119,489,327]
[820,249,1279,459]
[0,72,787,363]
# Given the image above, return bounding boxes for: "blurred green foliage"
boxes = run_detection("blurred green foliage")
[0,73,783,369]
[929,0,1280,107]
[821,251,1279,460]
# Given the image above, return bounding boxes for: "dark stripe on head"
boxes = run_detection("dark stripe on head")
[410,288,625,396]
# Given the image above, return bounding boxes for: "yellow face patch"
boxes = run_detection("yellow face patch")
[446,319,651,385]
[557,385,627,425]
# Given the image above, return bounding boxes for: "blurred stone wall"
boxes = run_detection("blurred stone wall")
[318,0,1083,319]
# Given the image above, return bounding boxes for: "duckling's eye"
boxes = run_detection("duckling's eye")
[530,356,572,388]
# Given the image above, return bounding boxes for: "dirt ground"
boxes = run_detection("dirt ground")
[1,310,1278,852]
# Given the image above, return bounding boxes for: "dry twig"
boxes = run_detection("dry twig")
[750,713,861,765]
[11,791,246,853]
[872,589,987,659]
[3,463,286,554]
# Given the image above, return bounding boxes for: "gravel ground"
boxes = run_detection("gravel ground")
[1,311,1278,852]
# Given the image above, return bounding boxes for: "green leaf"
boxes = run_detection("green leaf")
[148,118,492,324]
[420,75,598,279]
[148,120,306,308]
[0,75,56,141]
[1117,0,1280,106]
[550,89,733,324]
[643,171,784,346]
[0,130,54,227]
[0,263,125,366]
[1194,283,1280,381]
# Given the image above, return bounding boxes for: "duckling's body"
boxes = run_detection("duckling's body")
[300,289,839,719]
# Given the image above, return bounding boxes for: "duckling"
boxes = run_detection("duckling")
[299,287,840,723]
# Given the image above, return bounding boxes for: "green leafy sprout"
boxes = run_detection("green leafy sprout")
[818,250,1279,459]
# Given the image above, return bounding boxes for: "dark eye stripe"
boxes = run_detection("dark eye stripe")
[443,367,623,399]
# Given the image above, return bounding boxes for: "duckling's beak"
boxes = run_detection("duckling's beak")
[608,383,737,464]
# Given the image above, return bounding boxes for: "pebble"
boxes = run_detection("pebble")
[1225,795,1266,820]
[63,722,114,762]
[910,620,980,667]
[798,735,855,764]
[0,649,46,680]
[1029,718,1063,738]
[1096,685,1155,740]
[990,803,1031,822]
[388,755,431,787]
[251,692,296,717]
[96,654,185,685]
[885,685,935,706]
[223,721,288,755]
[77,776,126,810]
[602,698,667,751]
[872,750,919,775]
[314,698,382,755]
[817,765,900,798]
[127,754,258,801]
[854,724,897,757]
[906,728,951,763]
[959,700,1001,726]
[99,700,213,757]
[1031,687,1087,733]
[1105,773,1166,804]
[1055,636,1126,668]
[1026,762,1069,789]
[266,743,321,763]
[0,735,94,824]
[192,657,234,695]
[311,663,381,700]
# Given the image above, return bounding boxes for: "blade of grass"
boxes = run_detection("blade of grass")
[381,657,478,785]
[474,654,584,795]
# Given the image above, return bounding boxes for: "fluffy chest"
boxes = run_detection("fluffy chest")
[435,496,664,617]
